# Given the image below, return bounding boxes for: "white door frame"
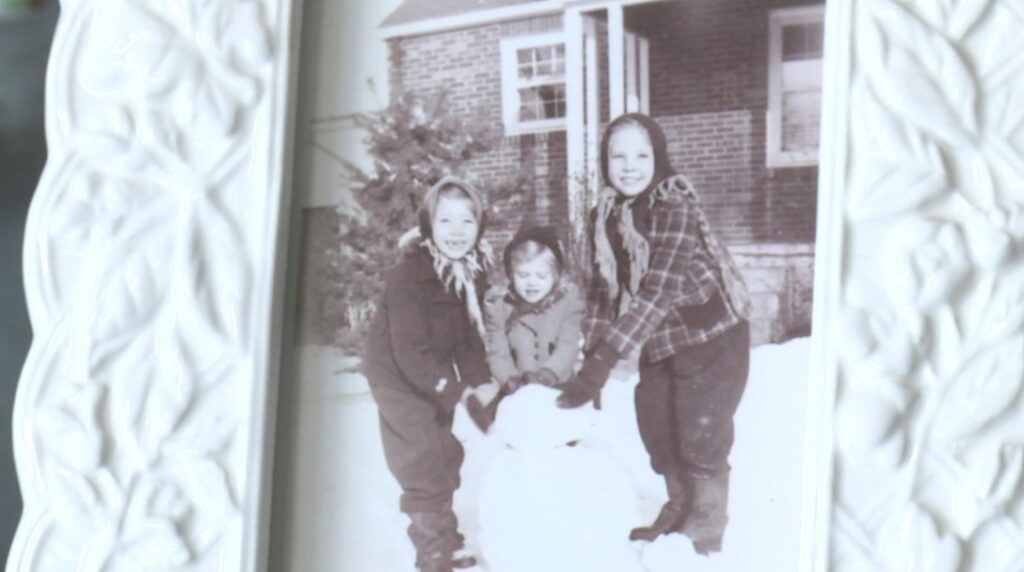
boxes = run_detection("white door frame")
[565,2,653,238]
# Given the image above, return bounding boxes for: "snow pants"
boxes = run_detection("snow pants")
[635,321,749,542]
[368,382,466,560]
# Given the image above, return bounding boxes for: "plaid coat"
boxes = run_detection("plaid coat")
[582,182,744,362]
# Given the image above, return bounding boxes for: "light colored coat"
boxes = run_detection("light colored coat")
[484,283,585,386]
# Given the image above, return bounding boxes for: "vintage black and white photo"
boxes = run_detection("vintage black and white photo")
[271,1,827,570]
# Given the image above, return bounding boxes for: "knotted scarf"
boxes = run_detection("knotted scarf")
[592,173,752,319]
[422,237,494,339]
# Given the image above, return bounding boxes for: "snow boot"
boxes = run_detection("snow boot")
[416,552,454,572]
[680,470,729,555]
[416,550,476,572]
[629,473,691,542]
[409,506,476,571]
[449,547,477,569]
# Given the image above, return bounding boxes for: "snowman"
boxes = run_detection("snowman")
[476,384,647,572]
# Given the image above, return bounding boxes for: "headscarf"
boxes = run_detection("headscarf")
[502,223,565,280]
[412,176,494,338]
[592,113,751,319]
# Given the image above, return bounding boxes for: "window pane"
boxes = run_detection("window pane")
[542,84,566,119]
[782,90,821,153]
[515,44,566,82]
[782,22,823,61]
[809,23,823,54]
[782,59,822,90]
[553,56,565,74]
[518,88,541,121]
[782,25,806,57]
[518,84,567,122]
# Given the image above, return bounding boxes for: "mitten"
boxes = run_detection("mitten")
[556,342,619,409]
[504,372,529,395]
[576,341,620,389]
[528,368,561,388]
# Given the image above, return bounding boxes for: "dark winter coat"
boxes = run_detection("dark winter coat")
[364,245,492,413]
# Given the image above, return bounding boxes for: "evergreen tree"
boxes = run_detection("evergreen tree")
[329,90,523,354]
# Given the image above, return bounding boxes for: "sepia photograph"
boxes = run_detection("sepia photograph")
[14,0,1024,569]
[271,0,827,570]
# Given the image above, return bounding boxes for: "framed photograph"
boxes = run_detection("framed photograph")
[272,0,829,571]
[9,0,1024,571]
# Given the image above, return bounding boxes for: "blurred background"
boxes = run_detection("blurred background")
[0,0,59,564]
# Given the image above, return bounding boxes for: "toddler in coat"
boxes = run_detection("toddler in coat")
[465,224,584,431]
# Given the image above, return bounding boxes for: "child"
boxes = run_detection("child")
[466,225,585,431]
[362,176,492,572]
[556,113,752,556]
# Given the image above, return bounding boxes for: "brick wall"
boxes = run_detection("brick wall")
[630,0,821,244]
[389,15,566,248]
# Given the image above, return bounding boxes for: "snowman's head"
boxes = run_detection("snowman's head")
[493,384,598,450]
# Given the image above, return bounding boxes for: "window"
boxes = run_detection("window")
[767,6,825,167]
[501,34,567,135]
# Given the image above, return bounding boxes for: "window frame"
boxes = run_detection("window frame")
[500,32,568,136]
[766,4,826,168]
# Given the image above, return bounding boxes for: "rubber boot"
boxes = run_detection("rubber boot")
[629,473,691,541]
[408,505,477,571]
[680,470,729,555]
[449,548,477,569]
[416,553,453,572]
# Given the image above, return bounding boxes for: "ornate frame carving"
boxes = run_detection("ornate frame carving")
[8,0,301,569]
[11,0,1024,569]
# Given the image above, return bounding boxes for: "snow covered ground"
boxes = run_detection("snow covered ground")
[271,338,815,571]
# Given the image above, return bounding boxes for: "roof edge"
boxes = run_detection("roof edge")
[380,0,566,39]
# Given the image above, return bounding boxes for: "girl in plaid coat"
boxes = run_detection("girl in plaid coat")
[557,113,752,555]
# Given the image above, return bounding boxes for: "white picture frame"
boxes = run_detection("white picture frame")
[7,0,303,569]
[9,0,1024,571]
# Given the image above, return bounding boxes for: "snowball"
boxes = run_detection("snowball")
[478,444,645,572]
[491,384,599,450]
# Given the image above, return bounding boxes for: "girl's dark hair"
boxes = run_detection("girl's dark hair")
[599,113,677,195]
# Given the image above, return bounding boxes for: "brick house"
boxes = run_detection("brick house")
[379,0,825,345]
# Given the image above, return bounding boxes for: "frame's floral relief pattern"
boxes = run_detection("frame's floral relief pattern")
[9,0,1024,570]
[831,0,1024,570]
[8,0,292,569]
